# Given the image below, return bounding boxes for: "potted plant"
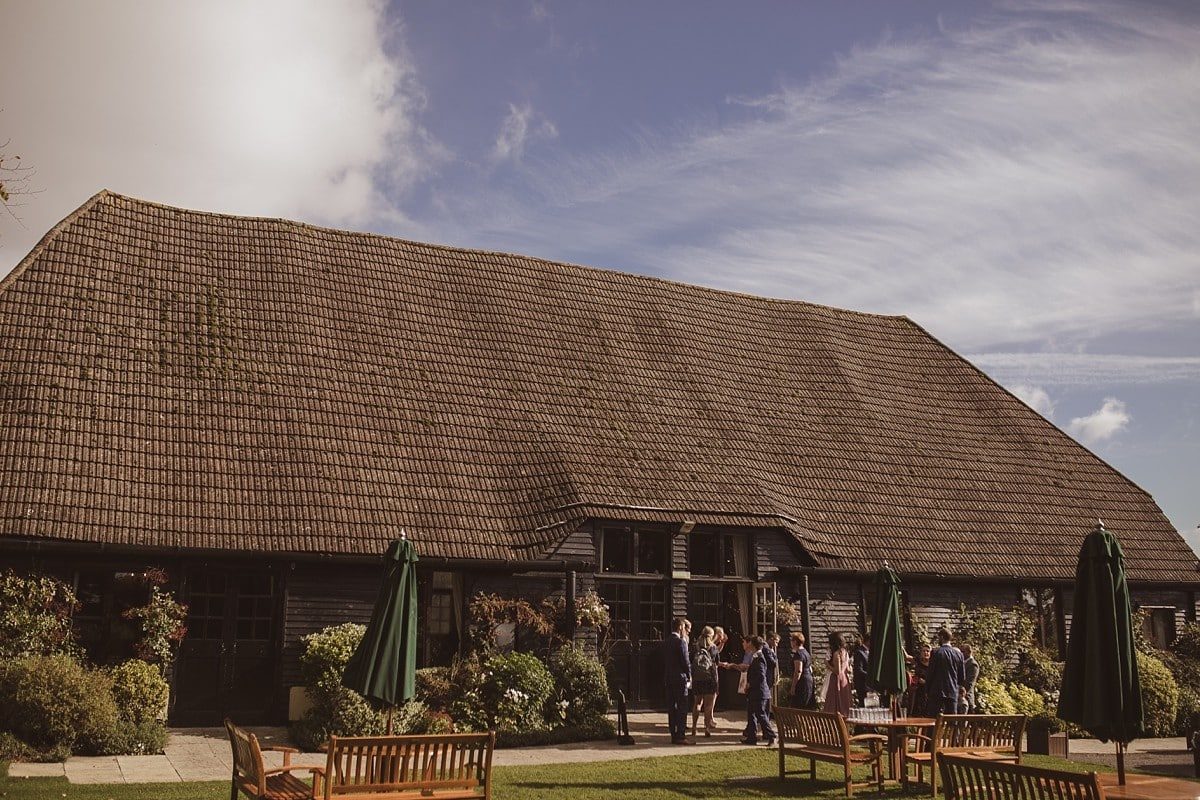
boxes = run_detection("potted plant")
[1027,712,1069,757]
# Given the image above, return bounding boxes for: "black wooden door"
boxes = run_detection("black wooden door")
[597,581,667,708]
[172,568,277,725]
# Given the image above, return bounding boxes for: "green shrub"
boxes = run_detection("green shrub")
[1005,682,1046,717]
[1174,684,1200,736]
[415,666,454,711]
[0,655,120,755]
[1137,651,1180,737]
[451,652,554,734]
[496,717,616,748]
[1171,623,1200,660]
[952,605,1036,682]
[290,624,385,752]
[1010,648,1063,703]
[1027,712,1067,734]
[109,660,169,724]
[0,731,32,762]
[0,571,79,660]
[123,585,188,667]
[973,677,1017,715]
[299,623,367,691]
[548,645,609,727]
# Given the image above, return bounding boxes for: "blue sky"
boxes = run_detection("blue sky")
[1,1,1197,547]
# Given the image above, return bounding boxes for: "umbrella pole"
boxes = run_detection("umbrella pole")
[387,706,394,735]
[1116,741,1126,785]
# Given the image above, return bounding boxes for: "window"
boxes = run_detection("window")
[1142,607,1177,650]
[689,531,750,578]
[428,572,454,636]
[600,527,667,575]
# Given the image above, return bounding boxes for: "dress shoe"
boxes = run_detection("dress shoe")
[739,737,757,745]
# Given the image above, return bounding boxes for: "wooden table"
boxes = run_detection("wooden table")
[845,716,936,782]
[1098,773,1200,799]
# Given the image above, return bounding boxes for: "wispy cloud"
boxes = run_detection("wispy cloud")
[492,103,558,164]
[969,353,1200,387]
[0,0,444,268]
[443,2,1200,352]
[1010,383,1055,419]
[1068,398,1131,446]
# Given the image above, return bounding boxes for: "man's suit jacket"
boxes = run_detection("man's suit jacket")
[663,631,691,691]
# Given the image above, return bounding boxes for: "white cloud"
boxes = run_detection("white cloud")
[0,0,442,271]
[1010,383,1055,419]
[444,2,1200,351]
[1067,398,1131,446]
[492,103,558,164]
[970,353,1200,387]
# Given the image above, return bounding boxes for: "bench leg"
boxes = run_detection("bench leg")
[778,743,784,781]
[229,771,238,800]
[844,764,853,797]
[810,758,816,780]
[928,755,937,797]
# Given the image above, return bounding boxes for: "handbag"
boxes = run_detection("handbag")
[737,671,748,695]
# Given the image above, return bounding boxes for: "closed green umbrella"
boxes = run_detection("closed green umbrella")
[342,536,420,733]
[866,563,908,712]
[1057,522,1142,784]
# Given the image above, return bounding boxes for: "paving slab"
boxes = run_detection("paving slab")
[5,762,65,779]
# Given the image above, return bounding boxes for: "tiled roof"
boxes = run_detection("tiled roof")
[0,191,1194,582]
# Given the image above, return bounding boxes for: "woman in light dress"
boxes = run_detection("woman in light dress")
[822,631,853,716]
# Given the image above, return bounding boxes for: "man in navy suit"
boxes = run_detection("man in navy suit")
[925,627,967,718]
[664,616,692,743]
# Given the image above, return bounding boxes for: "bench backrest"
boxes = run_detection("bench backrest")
[324,732,495,798]
[775,707,850,752]
[938,753,1102,800]
[224,718,265,797]
[932,714,1026,754]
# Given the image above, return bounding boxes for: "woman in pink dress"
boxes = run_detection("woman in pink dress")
[823,631,853,716]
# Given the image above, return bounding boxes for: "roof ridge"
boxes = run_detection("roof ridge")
[0,189,113,298]
[92,189,908,323]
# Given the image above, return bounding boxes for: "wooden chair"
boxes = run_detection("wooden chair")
[938,753,1102,799]
[225,718,325,800]
[904,714,1026,796]
[774,706,887,797]
[322,732,495,800]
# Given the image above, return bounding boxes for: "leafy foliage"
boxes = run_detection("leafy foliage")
[109,660,170,724]
[450,651,555,734]
[0,655,120,756]
[1171,623,1200,660]
[973,676,1017,714]
[1136,650,1180,737]
[952,604,1036,683]
[1009,647,1063,706]
[1005,682,1047,716]
[122,585,187,668]
[548,644,610,727]
[290,623,385,751]
[0,571,80,660]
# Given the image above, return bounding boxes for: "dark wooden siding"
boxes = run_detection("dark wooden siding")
[755,529,805,577]
[807,578,862,667]
[282,563,377,687]
[1132,588,1189,637]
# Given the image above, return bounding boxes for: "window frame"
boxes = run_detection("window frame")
[688,530,753,579]
[598,526,669,576]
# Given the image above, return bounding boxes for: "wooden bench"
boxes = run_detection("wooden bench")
[938,753,1102,799]
[904,714,1026,796]
[226,718,326,800]
[774,707,887,797]
[321,732,495,800]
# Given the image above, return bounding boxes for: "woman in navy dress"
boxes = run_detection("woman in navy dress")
[790,632,813,707]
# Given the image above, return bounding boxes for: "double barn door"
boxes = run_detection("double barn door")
[171,567,278,725]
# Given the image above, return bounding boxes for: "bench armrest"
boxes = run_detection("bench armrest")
[263,764,325,778]
[848,734,887,744]
[262,744,300,765]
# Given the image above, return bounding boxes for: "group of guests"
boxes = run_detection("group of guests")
[811,627,981,717]
[665,618,982,745]
[664,617,781,745]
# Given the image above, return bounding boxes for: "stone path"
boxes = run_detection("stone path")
[12,714,1195,786]
[7,711,761,784]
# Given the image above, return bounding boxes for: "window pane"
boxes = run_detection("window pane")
[601,529,634,573]
[637,532,667,574]
[690,533,720,576]
[724,534,750,577]
[689,583,722,631]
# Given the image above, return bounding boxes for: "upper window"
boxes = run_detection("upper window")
[690,531,750,578]
[600,527,667,575]
[1142,607,1177,650]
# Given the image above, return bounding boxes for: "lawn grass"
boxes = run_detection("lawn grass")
[0,751,1114,800]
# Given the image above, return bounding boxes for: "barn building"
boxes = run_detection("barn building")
[1,191,1195,724]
